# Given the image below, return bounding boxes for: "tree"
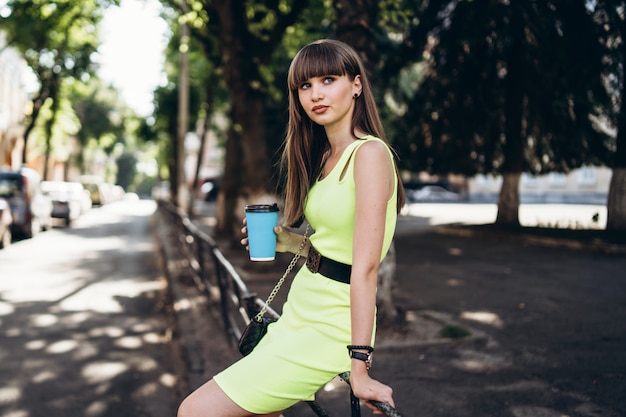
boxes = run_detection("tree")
[159,0,325,236]
[149,10,216,206]
[0,0,119,166]
[69,79,127,174]
[389,1,614,226]
[332,0,402,327]
[593,1,626,231]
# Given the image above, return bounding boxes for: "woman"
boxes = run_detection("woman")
[178,38,405,417]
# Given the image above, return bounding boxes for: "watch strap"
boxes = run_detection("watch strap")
[350,350,372,369]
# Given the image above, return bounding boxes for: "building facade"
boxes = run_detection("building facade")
[0,31,30,169]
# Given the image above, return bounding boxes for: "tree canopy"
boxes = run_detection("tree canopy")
[0,0,120,167]
[4,0,623,231]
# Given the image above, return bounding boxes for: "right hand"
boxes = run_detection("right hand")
[240,218,249,251]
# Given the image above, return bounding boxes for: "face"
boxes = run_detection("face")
[297,74,361,129]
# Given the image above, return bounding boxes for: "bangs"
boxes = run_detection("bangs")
[288,42,347,90]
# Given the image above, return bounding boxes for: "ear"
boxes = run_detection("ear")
[353,75,362,96]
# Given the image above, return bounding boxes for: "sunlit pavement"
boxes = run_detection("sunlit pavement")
[193,200,608,234]
[0,199,178,417]
[398,202,607,231]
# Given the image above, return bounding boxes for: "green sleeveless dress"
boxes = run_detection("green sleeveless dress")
[213,136,398,413]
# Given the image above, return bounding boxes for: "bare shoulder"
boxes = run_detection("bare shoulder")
[353,138,395,198]
[357,139,389,157]
[354,139,392,166]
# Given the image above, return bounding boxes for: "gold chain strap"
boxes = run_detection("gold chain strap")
[255,224,310,320]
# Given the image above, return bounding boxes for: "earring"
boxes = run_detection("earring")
[353,93,359,99]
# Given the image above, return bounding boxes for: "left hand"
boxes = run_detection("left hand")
[350,370,395,415]
[240,220,303,254]
[274,225,304,254]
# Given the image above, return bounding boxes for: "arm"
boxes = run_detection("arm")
[349,140,396,412]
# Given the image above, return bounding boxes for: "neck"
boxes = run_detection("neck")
[325,126,367,154]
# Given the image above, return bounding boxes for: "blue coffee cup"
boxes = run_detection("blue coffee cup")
[245,203,279,261]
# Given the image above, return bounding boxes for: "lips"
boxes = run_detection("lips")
[312,105,328,114]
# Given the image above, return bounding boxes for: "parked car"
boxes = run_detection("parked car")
[109,185,126,202]
[70,182,93,214]
[0,167,53,238]
[0,198,12,249]
[80,175,106,206]
[40,181,85,226]
[407,185,464,203]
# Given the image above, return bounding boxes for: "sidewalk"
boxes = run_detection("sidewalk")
[389,225,626,417]
[158,203,626,417]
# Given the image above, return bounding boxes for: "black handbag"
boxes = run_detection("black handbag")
[237,224,310,356]
[238,316,277,356]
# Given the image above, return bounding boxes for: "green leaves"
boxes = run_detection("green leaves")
[388,1,615,176]
[1,0,125,166]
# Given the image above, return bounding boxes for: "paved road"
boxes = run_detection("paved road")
[171,201,626,417]
[4,198,620,417]
[386,228,626,417]
[0,199,178,417]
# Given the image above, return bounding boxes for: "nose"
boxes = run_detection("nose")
[311,82,323,101]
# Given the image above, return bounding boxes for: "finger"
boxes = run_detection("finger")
[364,402,382,415]
[366,401,386,415]
[370,399,396,414]
[363,402,377,412]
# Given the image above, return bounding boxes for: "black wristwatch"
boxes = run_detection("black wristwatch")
[350,350,373,370]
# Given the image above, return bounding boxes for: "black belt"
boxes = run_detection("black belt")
[306,245,351,284]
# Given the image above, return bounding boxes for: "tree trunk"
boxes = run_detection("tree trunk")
[213,1,274,237]
[496,6,524,227]
[607,168,626,231]
[496,172,521,226]
[42,78,60,181]
[169,129,179,206]
[607,28,626,231]
[377,241,399,327]
[333,0,378,75]
[335,0,400,325]
[189,100,213,218]
[235,95,273,199]
[177,16,190,212]
[216,121,243,237]
[21,92,48,165]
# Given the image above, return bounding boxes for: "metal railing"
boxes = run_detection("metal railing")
[158,200,274,347]
[158,201,403,417]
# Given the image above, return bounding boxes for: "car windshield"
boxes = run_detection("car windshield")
[0,178,22,198]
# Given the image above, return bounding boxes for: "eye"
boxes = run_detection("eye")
[299,82,311,90]
[323,76,335,84]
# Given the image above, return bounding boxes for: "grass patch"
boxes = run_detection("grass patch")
[440,324,471,339]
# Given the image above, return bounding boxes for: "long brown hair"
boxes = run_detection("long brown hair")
[280,39,405,226]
